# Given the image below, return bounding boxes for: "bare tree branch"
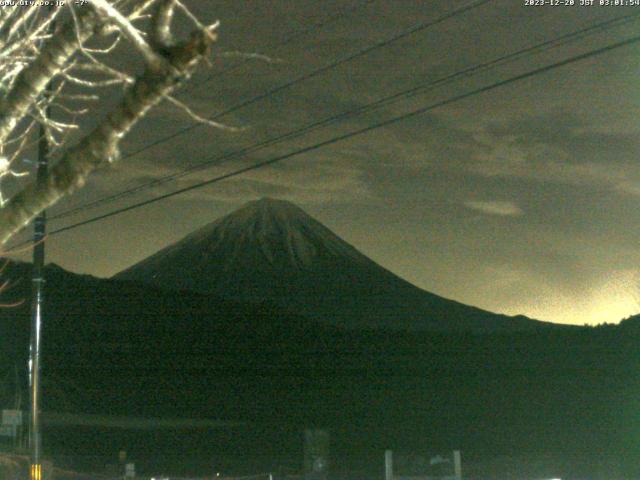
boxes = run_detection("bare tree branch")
[152,0,177,48]
[165,95,242,132]
[0,7,99,145]
[0,1,230,246]
[0,20,218,245]
[90,0,166,69]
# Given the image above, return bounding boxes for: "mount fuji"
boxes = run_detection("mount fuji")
[115,198,555,332]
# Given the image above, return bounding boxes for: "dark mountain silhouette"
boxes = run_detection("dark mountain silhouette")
[0,261,637,478]
[115,198,557,332]
[619,313,640,329]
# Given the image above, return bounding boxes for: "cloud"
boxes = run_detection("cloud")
[457,125,640,199]
[108,143,374,207]
[464,200,523,217]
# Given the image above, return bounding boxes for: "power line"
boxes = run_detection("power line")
[187,0,378,90]
[41,33,640,240]
[101,0,493,163]
[51,0,492,220]
[40,0,377,221]
[50,11,640,221]
[91,0,376,194]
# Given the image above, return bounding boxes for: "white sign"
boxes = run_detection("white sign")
[2,410,22,426]
[0,424,15,437]
[125,462,135,478]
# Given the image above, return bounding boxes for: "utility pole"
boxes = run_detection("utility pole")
[29,9,54,479]
[28,110,48,480]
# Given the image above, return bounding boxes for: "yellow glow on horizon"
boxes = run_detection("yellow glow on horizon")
[560,297,639,326]
[524,270,640,326]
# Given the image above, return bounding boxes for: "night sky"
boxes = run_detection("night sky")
[7,0,640,325]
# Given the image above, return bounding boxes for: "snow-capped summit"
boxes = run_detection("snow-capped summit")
[183,197,370,270]
[115,198,553,331]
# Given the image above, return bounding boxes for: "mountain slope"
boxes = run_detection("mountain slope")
[115,198,556,332]
[0,261,633,477]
